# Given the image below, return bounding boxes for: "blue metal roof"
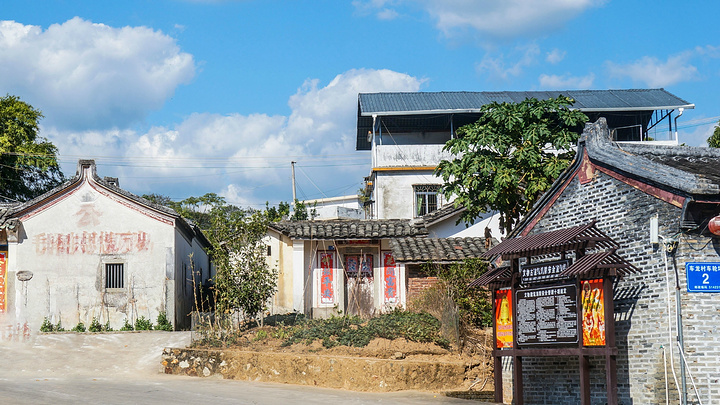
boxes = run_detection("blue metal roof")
[358,89,694,116]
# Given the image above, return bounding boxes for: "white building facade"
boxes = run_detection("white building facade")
[0,160,210,332]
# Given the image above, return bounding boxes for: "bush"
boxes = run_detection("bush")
[88,317,103,332]
[104,321,113,332]
[135,316,153,331]
[156,312,173,331]
[71,322,86,332]
[281,310,449,349]
[120,319,134,331]
[40,317,54,332]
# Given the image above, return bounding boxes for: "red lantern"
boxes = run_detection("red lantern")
[709,216,720,236]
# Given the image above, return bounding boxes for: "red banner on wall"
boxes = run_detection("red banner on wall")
[319,252,334,304]
[383,252,397,303]
[0,252,6,313]
[582,279,606,346]
[495,289,513,348]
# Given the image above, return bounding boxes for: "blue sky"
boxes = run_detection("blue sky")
[2,1,720,208]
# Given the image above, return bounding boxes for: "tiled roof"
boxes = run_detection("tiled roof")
[420,203,464,226]
[583,119,720,195]
[270,219,428,240]
[389,237,495,263]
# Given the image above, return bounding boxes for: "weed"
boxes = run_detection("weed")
[156,312,173,331]
[72,322,86,332]
[253,329,268,341]
[88,317,103,332]
[135,316,153,331]
[120,319,134,331]
[40,317,54,332]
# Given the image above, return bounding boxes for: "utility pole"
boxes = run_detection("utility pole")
[291,161,297,202]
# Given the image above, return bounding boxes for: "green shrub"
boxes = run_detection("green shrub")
[135,316,153,331]
[120,319,134,331]
[253,329,268,341]
[71,322,86,332]
[40,317,54,332]
[281,310,449,349]
[88,317,102,332]
[55,321,65,332]
[155,312,173,331]
[104,321,113,332]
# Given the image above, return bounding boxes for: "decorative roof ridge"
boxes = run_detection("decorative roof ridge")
[581,119,718,195]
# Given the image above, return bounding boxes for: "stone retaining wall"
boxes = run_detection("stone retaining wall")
[162,347,470,392]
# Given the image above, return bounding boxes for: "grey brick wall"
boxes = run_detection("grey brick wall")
[506,170,718,404]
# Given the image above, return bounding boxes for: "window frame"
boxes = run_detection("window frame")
[104,262,125,291]
[413,184,441,217]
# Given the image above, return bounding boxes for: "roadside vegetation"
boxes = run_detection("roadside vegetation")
[190,310,449,350]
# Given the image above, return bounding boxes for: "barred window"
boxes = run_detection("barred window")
[414,184,441,217]
[105,263,124,289]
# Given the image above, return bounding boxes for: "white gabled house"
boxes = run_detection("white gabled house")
[0,160,211,332]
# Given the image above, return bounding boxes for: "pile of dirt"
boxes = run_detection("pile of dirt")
[192,325,495,393]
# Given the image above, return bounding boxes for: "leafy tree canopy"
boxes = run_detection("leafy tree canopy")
[436,96,587,234]
[142,193,289,322]
[707,120,720,148]
[0,94,64,202]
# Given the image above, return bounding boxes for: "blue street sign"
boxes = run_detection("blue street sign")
[686,262,720,293]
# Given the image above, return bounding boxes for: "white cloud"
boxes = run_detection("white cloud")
[538,73,595,89]
[546,48,566,64]
[606,53,698,88]
[0,18,195,130]
[377,9,400,20]
[354,0,604,38]
[49,69,424,205]
[477,44,540,80]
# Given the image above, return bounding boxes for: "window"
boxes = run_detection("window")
[414,184,441,217]
[105,263,124,289]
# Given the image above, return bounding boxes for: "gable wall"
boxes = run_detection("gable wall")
[516,167,718,404]
[8,181,177,331]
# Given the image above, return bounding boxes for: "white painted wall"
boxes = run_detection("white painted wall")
[374,170,445,219]
[3,165,210,332]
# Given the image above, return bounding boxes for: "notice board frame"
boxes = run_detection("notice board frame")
[491,263,618,405]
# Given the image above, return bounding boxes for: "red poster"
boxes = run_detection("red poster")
[319,252,334,304]
[0,252,6,313]
[383,252,397,303]
[582,279,606,346]
[495,289,513,348]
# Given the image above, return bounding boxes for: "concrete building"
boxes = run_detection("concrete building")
[0,160,210,332]
[484,118,720,404]
[356,89,694,239]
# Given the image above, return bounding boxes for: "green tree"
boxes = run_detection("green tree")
[209,206,278,322]
[0,95,64,202]
[707,120,720,148]
[436,96,587,234]
[142,192,226,231]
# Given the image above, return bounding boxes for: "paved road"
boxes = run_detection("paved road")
[0,374,480,405]
[0,332,491,404]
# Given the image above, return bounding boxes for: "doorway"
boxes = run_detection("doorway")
[344,254,374,318]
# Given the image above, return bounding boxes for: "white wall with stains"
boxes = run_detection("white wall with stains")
[3,163,209,331]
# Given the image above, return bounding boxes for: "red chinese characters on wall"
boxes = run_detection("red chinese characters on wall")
[319,252,334,304]
[34,231,151,255]
[383,252,398,303]
[0,252,6,313]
